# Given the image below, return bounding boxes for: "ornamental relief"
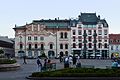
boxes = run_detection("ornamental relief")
[27,25,32,31]
[25,24,56,36]
[33,25,38,31]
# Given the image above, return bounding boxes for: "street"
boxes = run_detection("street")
[0,59,112,80]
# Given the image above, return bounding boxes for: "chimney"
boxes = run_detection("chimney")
[98,15,100,20]
[55,18,57,20]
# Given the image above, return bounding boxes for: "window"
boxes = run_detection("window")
[104,40,107,42]
[34,36,37,40]
[89,43,92,48]
[40,37,44,41]
[78,36,82,42]
[64,32,68,38]
[118,40,120,42]
[73,36,76,42]
[116,46,119,50]
[50,44,53,49]
[60,44,63,49]
[41,44,44,50]
[78,30,82,35]
[98,24,102,28]
[94,30,96,33]
[28,36,31,40]
[88,30,92,35]
[113,39,116,42]
[104,43,107,48]
[98,36,102,42]
[84,30,86,33]
[72,23,75,26]
[98,43,102,48]
[29,44,31,49]
[104,30,107,35]
[98,30,102,35]
[78,25,81,28]
[88,36,92,42]
[65,51,68,56]
[111,46,113,50]
[73,43,76,48]
[110,40,112,43]
[78,43,82,48]
[60,32,63,38]
[20,44,23,49]
[35,44,37,49]
[65,44,68,49]
[73,30,76,35]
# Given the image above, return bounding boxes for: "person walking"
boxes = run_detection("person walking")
[59,56,63,63]
[69,56,72,67]
[112,60,118,69]
[37,57,42,71]
[23,56,27,64]
[72,55,77,66]
[64,56,69,68]
[43,58,48,71]
[76,56,81,68]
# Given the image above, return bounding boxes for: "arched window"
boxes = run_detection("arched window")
[89,43,92,48]
[65,44,68,49]
[79,43,82,48]
[41,44,44,50]
[35,44,37,49]
[64,32,68,38]
[29,44,31,49]
[104,43,107,48]
[60,51,64,57]
[50,44,53,49]
[60,32,63,38]
[20,44,23,49]
[65,51,68,56]
[60,44,63,49]
[28,36,31,40]
[73,43,76,48]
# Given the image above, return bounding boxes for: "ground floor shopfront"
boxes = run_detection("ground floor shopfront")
[72,49,109,59]
[110,51,120,59]
[16,49,70,58]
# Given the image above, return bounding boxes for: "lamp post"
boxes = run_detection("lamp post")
[19,35,23,57]
[93,30,97,59]
[83,30,87,59]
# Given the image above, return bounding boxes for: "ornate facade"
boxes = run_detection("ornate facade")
[13,19,71,58]
[13,13,109,59]
[109,34,120,58]
[71,13,109,59]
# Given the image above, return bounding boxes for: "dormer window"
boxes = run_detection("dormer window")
[98,24,102,29]
[78,24,82,28]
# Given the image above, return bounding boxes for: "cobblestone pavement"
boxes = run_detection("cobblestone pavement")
[0,58,112,80]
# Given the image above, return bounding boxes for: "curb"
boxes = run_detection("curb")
[26,76,120,80]
[0,63,20,71]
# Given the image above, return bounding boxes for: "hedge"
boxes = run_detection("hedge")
[30,68,120,77]
[0,59,17,64]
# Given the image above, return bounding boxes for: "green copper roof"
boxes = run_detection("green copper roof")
[79,13,98,24]
[33,19,70,28]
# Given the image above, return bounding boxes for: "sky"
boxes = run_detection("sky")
[0,0,120,38]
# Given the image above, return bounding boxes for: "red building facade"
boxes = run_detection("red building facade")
[109,34,120,58]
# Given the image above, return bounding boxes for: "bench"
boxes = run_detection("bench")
[81,65,94,68]
[41,63,56,71]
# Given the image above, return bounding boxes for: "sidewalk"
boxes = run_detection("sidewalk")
[0,63,20,71]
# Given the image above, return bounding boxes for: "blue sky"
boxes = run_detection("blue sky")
[0,0,120,38]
